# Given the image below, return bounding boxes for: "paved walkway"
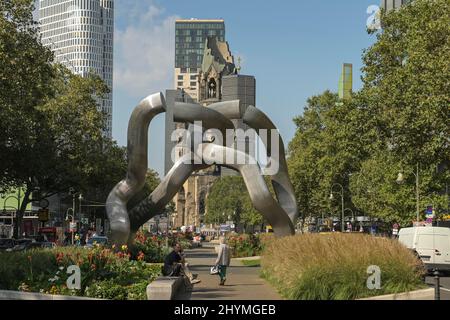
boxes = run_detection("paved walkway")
[185,243,282,300]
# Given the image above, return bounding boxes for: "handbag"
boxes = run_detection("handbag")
[210,265,219,275]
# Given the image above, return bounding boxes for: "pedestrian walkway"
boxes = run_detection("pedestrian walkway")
[185,243,282,300]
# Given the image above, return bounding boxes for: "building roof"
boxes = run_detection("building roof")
[201,37,236,76]
[176,19,224,23]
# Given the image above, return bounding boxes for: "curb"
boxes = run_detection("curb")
[0,290,104,300]
[358,288,434,300]
[233,256,261,261]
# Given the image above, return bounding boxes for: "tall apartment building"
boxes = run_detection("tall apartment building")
[338,63,353,100]
[381,0,412,11]
[175,19,225,101]
[39,0,114,138]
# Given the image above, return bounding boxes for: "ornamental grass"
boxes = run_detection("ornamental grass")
[261,233,426,300]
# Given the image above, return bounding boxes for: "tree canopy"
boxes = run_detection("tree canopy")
[288,0,449,227]
[0,0,129,237]
[205,176,263,227]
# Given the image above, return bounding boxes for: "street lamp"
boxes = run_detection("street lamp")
[2,196,19,235]
[344,208,355,223]
[78,193,84,229]
[65,208,75,245]
[330,183,345,232]
[396,163,420,224]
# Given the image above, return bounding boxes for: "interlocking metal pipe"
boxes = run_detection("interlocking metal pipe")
[106,93,166,245]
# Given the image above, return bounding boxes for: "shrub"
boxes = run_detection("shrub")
[132,231,189,263]
[0,246,162,300]
[227,233,273,258]
[261,233,426,300]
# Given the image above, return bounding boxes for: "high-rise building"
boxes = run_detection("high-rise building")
[338,63,353,100]
[39,0,114,138]
[175,19,225,101]
[381,0,412,11]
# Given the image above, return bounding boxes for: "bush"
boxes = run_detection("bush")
[227,233,273,258]
[132,231,189,263]
[261,233,426,300]
[0,246,162,300]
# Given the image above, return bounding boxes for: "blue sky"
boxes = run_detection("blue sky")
[112,0,379,177]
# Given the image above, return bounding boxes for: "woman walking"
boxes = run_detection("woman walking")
[215,236,231,286]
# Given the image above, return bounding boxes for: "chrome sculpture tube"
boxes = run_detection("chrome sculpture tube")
[208,101,299,223]
[106,93,166,245]
[128,154,208,234]
[199,143,295,236]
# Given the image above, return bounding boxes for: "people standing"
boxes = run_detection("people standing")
[392,222,400,239]
[215,236,231,286]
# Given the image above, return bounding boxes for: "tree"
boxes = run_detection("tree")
[288,91,368,223]
[0,0,130,237]
[288,0,449,227]
[205,176,263,228]
[356,0,450,224]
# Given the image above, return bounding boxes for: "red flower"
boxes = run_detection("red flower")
[137,251,145,261]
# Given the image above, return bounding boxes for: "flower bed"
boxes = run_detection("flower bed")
[0,246,161,300]
[131,231,191,263]
[261,233,426,300]
[227,233,274,258]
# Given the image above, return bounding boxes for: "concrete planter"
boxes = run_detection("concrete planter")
[0,290,103,300]
[358,288,434,300]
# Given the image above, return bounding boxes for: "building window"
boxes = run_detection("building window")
[178,75,183,80]
[190,82,197,87]
[177,81,183,87]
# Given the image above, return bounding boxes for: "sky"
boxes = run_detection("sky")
[112,0,380,177]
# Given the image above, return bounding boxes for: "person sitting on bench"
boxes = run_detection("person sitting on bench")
[163,243,200,284]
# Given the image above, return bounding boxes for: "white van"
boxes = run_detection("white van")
[398,227,450,272]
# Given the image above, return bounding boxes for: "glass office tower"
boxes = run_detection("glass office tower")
[174,19,225,101]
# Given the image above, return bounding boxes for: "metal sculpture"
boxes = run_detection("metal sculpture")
[107,92,298,245]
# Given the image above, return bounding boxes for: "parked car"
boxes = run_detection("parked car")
[398,227,450,274]
[0,238,16,251]
[85,236,108,248]
[40,241,57,249]
[6,239,34,252]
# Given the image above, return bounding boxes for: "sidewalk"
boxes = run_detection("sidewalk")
[185,243,282,300]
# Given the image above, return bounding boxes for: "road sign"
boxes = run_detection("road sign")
[69,222,77,232]
[38,209,49,222]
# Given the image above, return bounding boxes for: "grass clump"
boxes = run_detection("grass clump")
[261,233,426,300]
[241,259,261,267]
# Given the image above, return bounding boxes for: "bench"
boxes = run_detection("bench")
[146,276,193,300]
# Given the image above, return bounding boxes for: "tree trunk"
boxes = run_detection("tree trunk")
[14,188,32,239]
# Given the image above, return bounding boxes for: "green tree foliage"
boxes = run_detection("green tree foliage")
[288,91,364,222]
[205,176,263,227]
[0,0,130,236]
[288,0,449,226]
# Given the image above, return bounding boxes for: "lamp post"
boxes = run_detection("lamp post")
[65,208,75,245]
[2,196,20,235]
[78,193,83,230]
[396,163,420,224]
[344,208,355,223]
[330,183,345,232]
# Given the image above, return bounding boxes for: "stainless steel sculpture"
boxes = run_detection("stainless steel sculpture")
[107,92,298,245]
